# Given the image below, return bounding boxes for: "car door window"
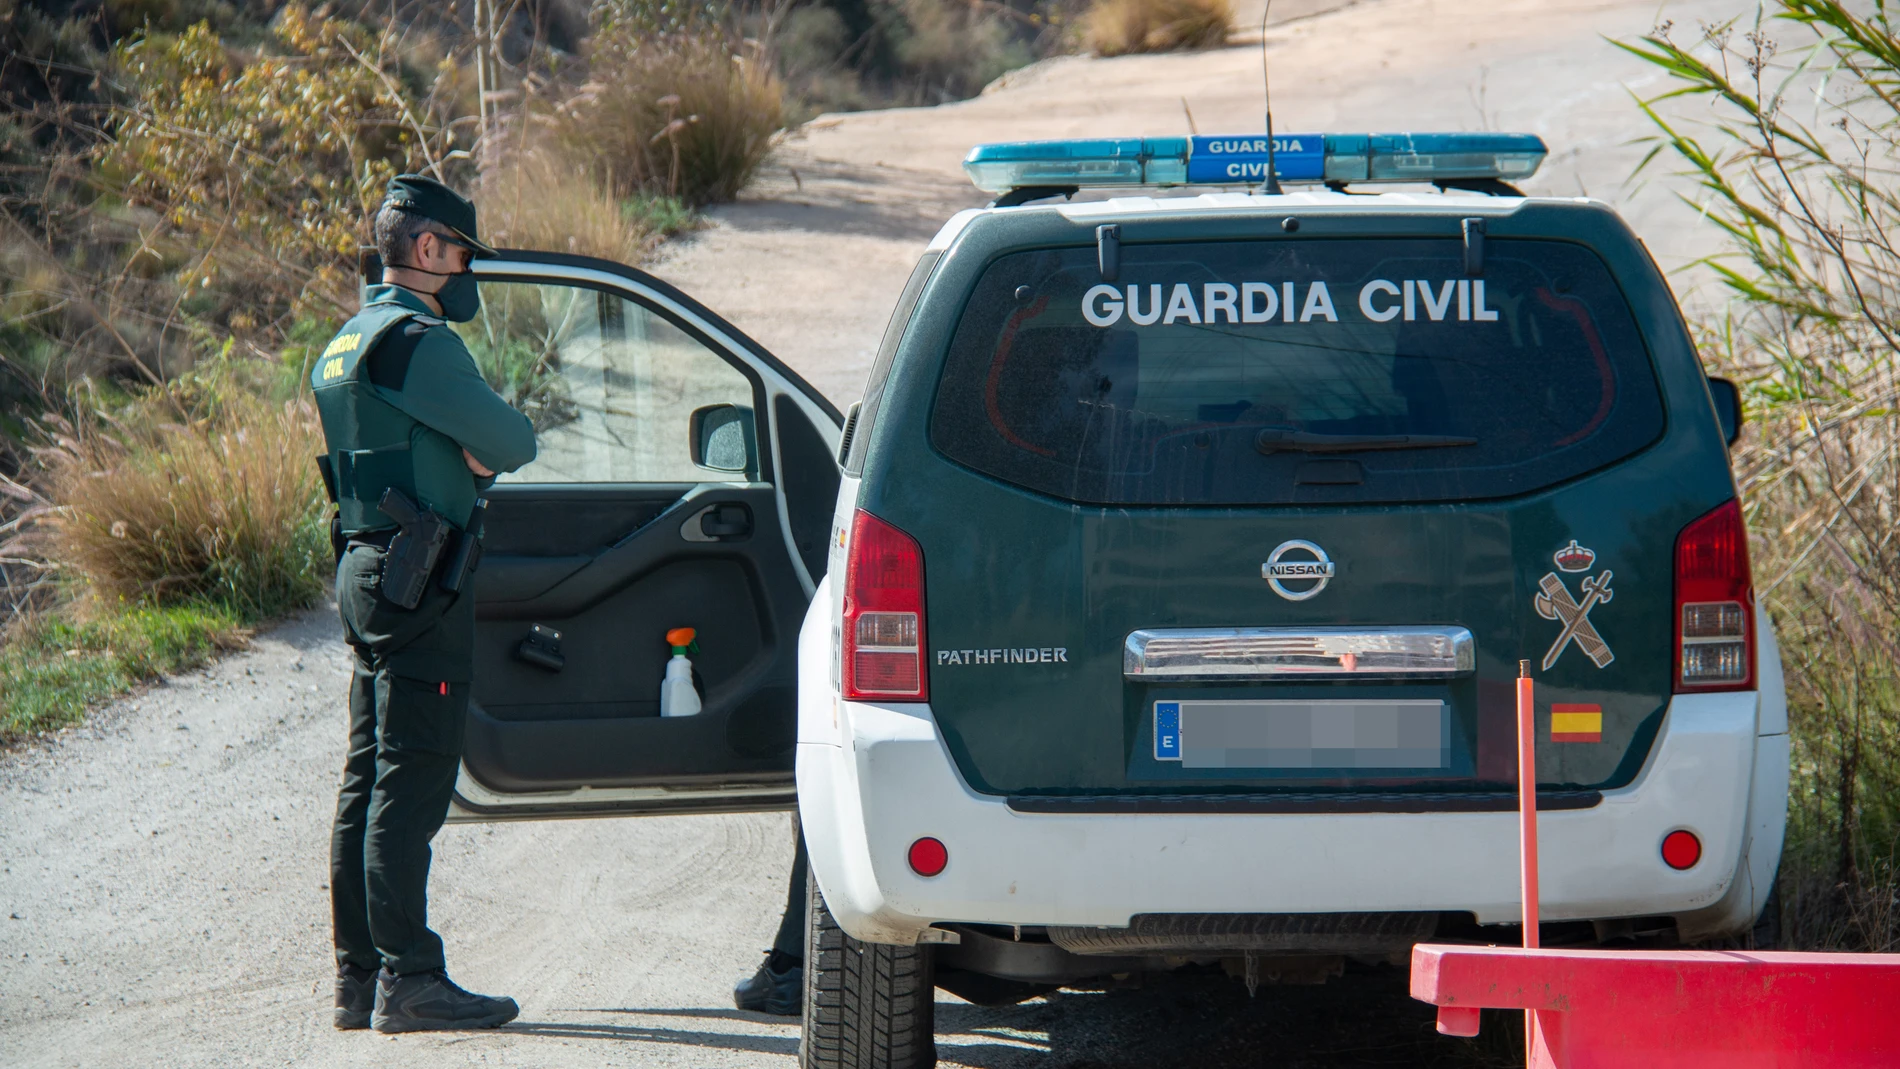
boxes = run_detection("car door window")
[456,281,758,483]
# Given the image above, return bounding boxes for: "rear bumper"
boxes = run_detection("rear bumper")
[795,589,1789,947]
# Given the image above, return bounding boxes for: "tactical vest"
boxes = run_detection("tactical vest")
[312,299,437,535]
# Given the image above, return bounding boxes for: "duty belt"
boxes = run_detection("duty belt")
[347,528,399,550]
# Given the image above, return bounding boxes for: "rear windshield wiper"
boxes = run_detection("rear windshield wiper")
[1254,428,1478,455]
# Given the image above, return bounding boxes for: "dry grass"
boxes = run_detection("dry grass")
[1731,364,1900,950]
[557,33,784,207]
[40,388,329,621]
[485,151,688,263]
[1083,0,1232,57]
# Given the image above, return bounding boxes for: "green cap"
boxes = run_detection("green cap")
[381,174,497,257]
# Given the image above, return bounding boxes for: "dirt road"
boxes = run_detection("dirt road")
[1,2,1741,1065]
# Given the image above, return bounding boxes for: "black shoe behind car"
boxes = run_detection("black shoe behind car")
[372,968,520,1033]
[734,950,803,1016]
[334,962,377,1030]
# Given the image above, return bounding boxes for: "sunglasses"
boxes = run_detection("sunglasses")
[409,231,478,255]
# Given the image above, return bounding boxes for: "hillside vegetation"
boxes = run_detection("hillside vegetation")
[0,0,1099,737]
[1623,0,1900,949]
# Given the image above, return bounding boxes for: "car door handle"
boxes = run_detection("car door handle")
[682,502,752,541]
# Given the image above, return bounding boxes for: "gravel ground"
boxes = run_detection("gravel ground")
[2,2,1743,1064]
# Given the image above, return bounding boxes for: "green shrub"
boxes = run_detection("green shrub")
[107,7,463,320]
[1083,0,1231,57]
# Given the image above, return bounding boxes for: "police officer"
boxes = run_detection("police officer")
[317,175,537,1033]
[733,830,808,1015]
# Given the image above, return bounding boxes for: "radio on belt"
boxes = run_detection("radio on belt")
[961,132,1548,193]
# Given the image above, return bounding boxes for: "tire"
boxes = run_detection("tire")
[800,869,936,1069]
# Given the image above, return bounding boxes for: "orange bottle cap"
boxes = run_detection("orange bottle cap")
[666,627,696,646]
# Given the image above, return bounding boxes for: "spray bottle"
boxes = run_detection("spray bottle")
[660,627,701,717]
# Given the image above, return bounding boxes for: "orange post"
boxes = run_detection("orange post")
[1518,659,1538,945]
[1517,659,1543,1061]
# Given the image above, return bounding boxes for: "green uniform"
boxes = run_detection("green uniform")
[317,283,535,976]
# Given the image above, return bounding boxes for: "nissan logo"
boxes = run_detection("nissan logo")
[1263,540,1335,601]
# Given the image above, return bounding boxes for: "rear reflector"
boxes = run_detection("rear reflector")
[908,837,948,877]
[1673,499,1755,693]
[1661,829,1702,870]
[841,510,928,702]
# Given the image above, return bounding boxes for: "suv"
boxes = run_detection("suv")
[432,134,1786,1069]
[794,138,1787,1065]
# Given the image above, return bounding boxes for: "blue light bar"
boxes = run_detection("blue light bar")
[962,132,1548,194]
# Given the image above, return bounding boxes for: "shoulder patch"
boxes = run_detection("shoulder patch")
[317,331,362,382]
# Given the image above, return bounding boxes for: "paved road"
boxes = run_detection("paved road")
[1,2,1744,1065]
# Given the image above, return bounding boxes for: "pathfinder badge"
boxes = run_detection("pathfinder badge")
[1535,542,1614,671]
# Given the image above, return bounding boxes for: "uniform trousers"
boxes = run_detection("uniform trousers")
[330,541,474,976]
[773,826,809,959]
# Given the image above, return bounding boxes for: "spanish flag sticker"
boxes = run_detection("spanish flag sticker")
[1551,703,1603,743]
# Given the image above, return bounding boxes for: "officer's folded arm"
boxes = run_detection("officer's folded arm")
[376,330,538,476]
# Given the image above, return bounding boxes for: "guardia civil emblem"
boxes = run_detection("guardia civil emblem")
[1534,540,1614,671]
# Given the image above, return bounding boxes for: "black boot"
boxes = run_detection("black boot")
[334,962,377,1030]
[733,950,803,1016]
[372,968,520,1033]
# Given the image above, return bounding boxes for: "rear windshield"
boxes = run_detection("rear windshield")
[929,238,1665,505]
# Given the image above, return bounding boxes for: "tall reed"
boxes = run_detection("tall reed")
[1622,2,1900,948]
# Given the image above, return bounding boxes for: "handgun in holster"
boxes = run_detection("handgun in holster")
[315,454,345,565]
[376,488,450,610]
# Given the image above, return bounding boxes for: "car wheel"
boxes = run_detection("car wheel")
[800,869,936,1069]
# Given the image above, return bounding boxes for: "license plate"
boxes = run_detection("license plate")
[1154,699,1449,769]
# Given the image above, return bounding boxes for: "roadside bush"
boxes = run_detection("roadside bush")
[886,0,1035,101]
[107,7,466,321]
[558,30,783,206]
[1623,3,1900,949]
[41,383,329,621]
[759,0,1070,112]
[486,149,693,263]
[1083,0,1231,57]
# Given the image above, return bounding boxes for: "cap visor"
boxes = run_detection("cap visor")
[445,226,498,258]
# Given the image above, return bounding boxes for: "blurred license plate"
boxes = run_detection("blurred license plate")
[1154,699,1449,769]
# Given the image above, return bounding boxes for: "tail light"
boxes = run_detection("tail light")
[1673,499,1755,692]
[841,509,928,702]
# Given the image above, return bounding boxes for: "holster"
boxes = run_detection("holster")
[375,488,451,610]
[315,454,346,565]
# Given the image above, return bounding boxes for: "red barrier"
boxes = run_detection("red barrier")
[1409,662,1900,1066]
[1410,942,1900,1067]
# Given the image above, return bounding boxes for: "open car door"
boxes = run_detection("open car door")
[441,250,841,821]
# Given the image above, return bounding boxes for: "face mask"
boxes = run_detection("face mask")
[432,271,482,322]
[397,236,482,322]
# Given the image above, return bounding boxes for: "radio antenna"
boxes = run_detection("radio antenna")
[1261,0,1282,195]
